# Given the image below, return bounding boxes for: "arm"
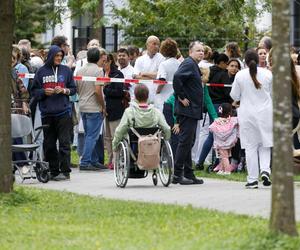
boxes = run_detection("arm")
[95,85,105,112]
[204,85,218,120]
[112,110,130,151]
[230,75,241,101]
[173,60,191,100]
[157,110,171,140]
[31,71,46,101]
[103,82,124,97]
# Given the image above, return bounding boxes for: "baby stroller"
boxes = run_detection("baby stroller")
[114,127,173,188]
[11,113,50,183]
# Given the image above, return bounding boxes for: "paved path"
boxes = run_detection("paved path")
[20,169,300,220]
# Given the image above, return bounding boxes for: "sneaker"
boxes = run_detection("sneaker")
[261,171,271,186]
[213,164,222,172]
[92,162,108,170]
[223,171,231,175]
[245,181,258,189]
[217,170,224,175]
[79,165,101,171]
[51,173,70,181]
[107,162,114,170]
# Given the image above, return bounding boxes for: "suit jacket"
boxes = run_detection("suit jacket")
[173,56,203,120]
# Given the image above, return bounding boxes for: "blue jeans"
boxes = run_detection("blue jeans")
[80,112,103,166]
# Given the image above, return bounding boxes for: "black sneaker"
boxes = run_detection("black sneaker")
[245,181,258,189]
[261,172,271,186]
[172,175,194,185]
[195,163,204,171]
[80,165,100,171]
[92,162,108,170]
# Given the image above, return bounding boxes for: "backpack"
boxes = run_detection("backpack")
[131,127,161,170]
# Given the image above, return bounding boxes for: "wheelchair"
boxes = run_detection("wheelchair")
[114,127,173,188]
[11,113,50,183]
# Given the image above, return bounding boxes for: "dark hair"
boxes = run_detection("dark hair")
[225,42,241,58]
[87,47,100,63]
[245,49,261,89]
[128,46,139,56]
[51,36,68,47]
[291,58,300,99]
[21,47,30,63]
[218,103,232,118]
[227,58,241,70]
[134,84,149,102]
[160,38,178,58]
[117,48,129,56]
[107,53,117,68]
[211,52,229,65]
[260,36,272,51]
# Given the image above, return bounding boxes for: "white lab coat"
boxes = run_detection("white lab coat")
[230,67,273,149]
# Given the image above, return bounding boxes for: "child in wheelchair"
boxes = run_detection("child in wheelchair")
[112,84,172,187]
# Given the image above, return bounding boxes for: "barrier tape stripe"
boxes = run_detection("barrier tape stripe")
[18,73,232,87]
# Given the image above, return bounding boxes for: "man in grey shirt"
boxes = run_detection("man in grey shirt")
[76,48,107,170]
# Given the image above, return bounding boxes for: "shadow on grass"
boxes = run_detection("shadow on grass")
[0,187,39,207]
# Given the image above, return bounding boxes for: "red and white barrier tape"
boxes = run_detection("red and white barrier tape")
[18,73,232,87]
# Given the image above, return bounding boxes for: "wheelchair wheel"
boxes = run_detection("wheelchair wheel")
[114,141,130,188]
[158,139,173,187]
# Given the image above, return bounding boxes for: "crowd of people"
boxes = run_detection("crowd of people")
[11,34,300,187]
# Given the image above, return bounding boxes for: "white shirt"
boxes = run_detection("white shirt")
[154,57,180,111]
[119,64,135,99]
[134,52,165,103]
[198,60,213,69]
[230,67,273,149]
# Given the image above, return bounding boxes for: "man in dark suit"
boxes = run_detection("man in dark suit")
[172,41,205,185]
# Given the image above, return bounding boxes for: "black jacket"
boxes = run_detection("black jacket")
[207,65,231,104]
[173,57,203,120]
[103,66,125,121]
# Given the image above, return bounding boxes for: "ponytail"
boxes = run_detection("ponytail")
[245,49,261,89]
[249,60,261,89]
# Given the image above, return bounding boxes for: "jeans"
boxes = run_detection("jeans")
[80,112,103,166]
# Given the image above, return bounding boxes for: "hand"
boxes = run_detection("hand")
[232,101,240,108]
[172,124,180,134]
[179,97,190,107]
[101,107,108,116]
[54,86,64,94]
[45,88,55,96]
[22,102,30,114]
[104,81,110,86]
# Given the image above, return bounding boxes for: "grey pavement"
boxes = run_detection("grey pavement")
[19,169,300,221]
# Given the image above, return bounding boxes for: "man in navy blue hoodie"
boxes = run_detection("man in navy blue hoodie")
[32,45,76,181]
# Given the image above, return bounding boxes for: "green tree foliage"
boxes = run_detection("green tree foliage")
[15,0,59,47]
[111,0,271,51]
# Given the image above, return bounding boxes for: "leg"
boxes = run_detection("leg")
[80,113,101,166]
[104,118,113,164]
[42,116,59,176]
[56,115,72,174]
[258,146,272,186]
[245,145,259,183]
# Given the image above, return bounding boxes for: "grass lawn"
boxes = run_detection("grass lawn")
[1,187,300,250]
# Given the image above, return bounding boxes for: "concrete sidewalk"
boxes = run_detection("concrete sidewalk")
[20,169,300,220]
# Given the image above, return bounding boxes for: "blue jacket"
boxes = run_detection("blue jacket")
[173,56,203,120]
[32,45,76,117]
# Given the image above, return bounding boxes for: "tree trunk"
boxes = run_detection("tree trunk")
[0,0,14,193]
[270,0,298,236]
[92,0,104,45]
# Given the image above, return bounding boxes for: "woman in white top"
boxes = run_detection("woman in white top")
[230,49,273,189]
[154,38,180,111]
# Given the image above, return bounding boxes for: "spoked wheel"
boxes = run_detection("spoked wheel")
[158,139,173,187]
[114,141,130,188]
[152,171,158,186]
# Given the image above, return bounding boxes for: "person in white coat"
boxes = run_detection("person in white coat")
[230,49,273,189]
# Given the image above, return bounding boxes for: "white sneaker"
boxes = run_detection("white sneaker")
[217,170,224,175]
[223,171,231,175]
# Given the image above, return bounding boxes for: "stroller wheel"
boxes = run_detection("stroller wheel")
[152,172,158,186]
[36,169,50,183]
[206,164,215,173]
